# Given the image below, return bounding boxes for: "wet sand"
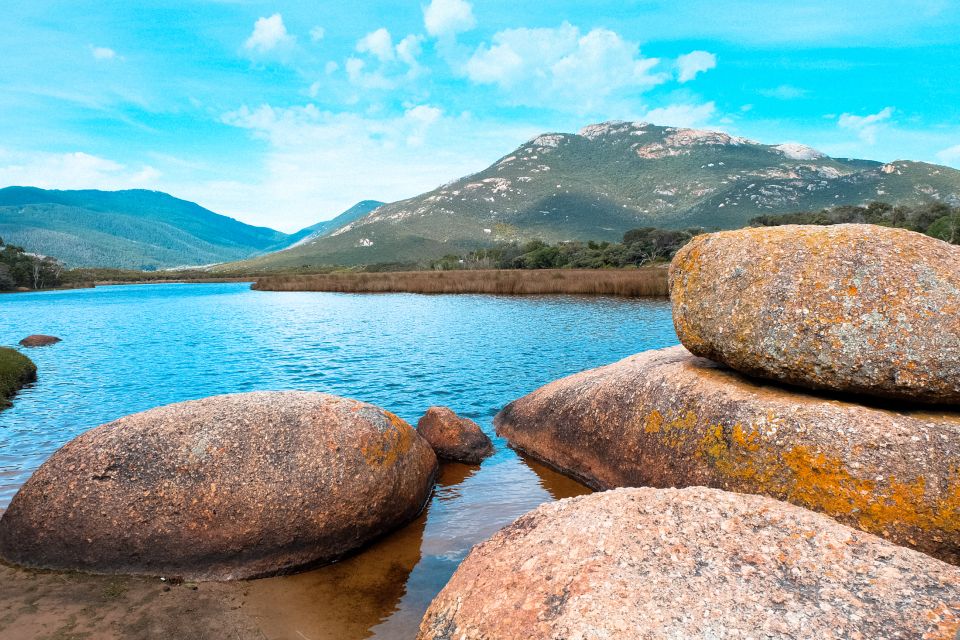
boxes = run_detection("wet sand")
[0,457,590,640]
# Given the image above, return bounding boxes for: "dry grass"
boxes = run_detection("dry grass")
[252,268,669,297]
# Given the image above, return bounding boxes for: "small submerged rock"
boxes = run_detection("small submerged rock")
[671,224,960,403]
[496,345,960,563]
[0,391,438,580]
[416,406,493,464]
[418,487,960,639]
[19,335,61,347]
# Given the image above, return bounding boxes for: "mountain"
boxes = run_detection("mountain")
[235,121,960,269]
[0,187,290,269]
[283,200,385,248]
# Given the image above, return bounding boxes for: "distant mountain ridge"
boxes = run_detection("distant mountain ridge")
[284,200,385,248]
[0,188,377,269]
[236,121,960,269]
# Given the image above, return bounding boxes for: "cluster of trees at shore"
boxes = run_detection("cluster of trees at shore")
[751,201,960,243]
[0,237,65,291]
[429,227,706,271]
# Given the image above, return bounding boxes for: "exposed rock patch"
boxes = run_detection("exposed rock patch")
[419,487,960,640]
[496,346,960,563]
[671,224,960,403]
[19,334,61,347]
[0,391,438,580]
[416,407,493,464]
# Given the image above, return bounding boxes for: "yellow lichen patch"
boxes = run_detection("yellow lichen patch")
[361,412,415,469]
[697,423,774,486]
[633,400,958,552]
[780,446,875,519]
[643,410,664,434]
[680,418,960,545]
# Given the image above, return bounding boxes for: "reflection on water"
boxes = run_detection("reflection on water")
[0,283,677,637]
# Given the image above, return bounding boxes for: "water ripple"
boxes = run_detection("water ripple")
[0,282,678,637]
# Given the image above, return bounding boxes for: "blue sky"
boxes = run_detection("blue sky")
[3,0,960,231]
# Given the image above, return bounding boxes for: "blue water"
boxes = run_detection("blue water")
[0,282,678,637]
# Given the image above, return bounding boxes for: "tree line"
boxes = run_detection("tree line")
[429,227,706,271]
[750,201,960,243]
[429,201,960,271]
[0,238,65,291]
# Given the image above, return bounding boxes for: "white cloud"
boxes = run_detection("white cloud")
[676,50,716,82]
[244,14,296,55]
[396,34,424,66]
[344,57,395,90]
[838,106,894,144]
[641,102,717,128]
[403,105,443,145]
[218,103,539,229]
[0,149,160,190]
[324,61,339,74]
[310,26,325,42]
[424,0,476,37]
[357,28,395,62]
[464,23,667,112]
[937,143,960,166]
[91,46,117,61]
[760,84,809,99]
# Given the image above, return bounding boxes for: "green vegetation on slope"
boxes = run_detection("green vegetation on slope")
[235,121,960,269]
[0,347,36,410]
[282,200,386,247]
[0,187,289,269]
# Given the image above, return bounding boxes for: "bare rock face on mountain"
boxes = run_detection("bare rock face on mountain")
[495,346,960,563]
[416,407,493,464]
[671,223,960,403]
[418,487,960,640]
[0,392,438,580]
[18,335,61,347]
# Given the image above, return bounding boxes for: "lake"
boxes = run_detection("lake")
[0,282,677,638]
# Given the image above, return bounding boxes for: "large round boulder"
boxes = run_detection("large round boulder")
[495,346,960,563]
[0,392,438,580]
[670,224,960,403]
[416,406,494,464]
[419,487,960,639]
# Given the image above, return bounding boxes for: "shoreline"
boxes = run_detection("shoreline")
[251,268,670,297]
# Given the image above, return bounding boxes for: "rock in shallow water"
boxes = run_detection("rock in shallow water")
[18,335,61,347]
[495,346,960,563]
[418,487,960,640]
[0,391,438,580]
[670,224,960,403]
[416,406,493,464]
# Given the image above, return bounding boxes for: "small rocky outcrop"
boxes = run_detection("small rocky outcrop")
[18,335,61,347]
[496,345,960,563]
[0,347,37,410]
[418,487,960,640]
[671,224,960,403]
[416,407,493,464]
[0,392,438,580]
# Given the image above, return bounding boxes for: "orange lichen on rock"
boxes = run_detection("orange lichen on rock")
[495,346,960,563]
[0,392,438,580]
[361,411,417,469]
[669,224,960,404]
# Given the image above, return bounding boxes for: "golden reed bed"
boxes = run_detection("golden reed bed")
[251,268,669,297]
